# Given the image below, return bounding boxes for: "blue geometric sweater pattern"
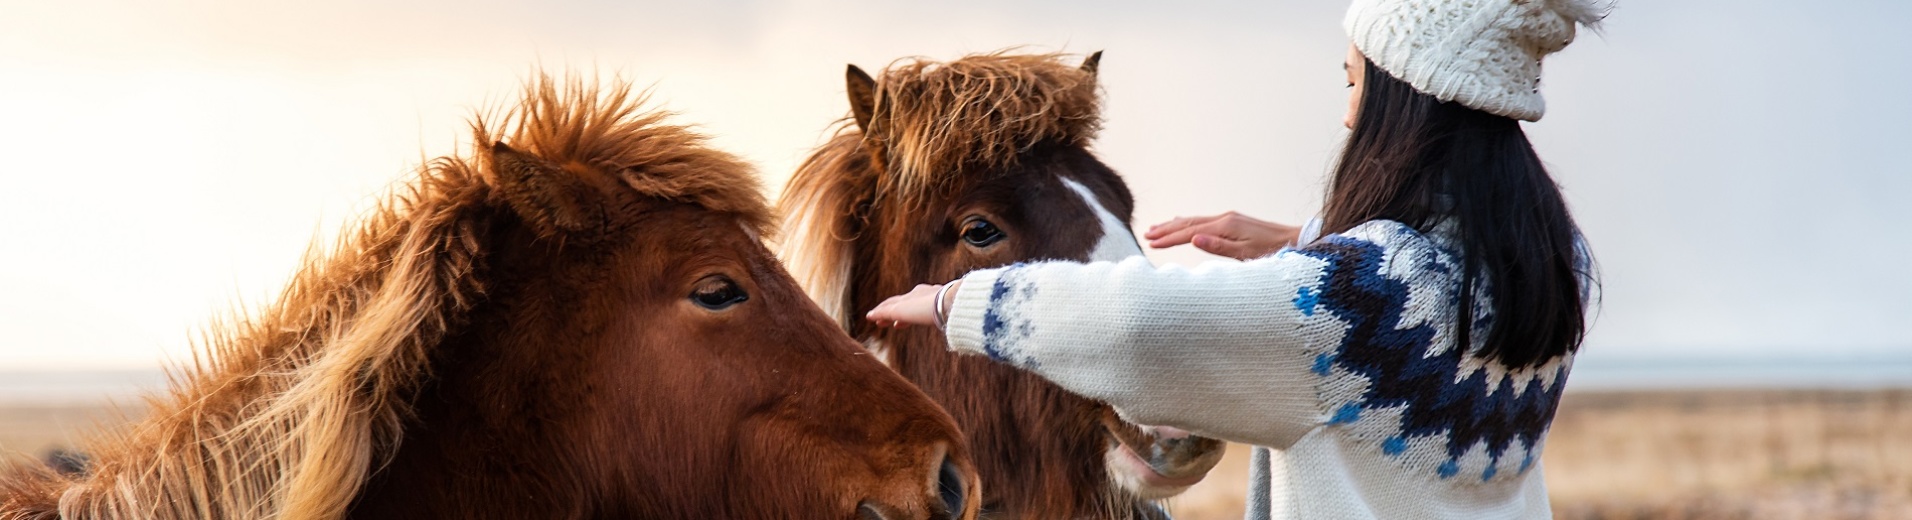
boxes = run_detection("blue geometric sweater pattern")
[1293,230,1571,483]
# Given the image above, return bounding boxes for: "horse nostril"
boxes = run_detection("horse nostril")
[937,456,967,517]
[1153,433,1228,478]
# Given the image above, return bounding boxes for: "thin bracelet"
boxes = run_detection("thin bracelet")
[931,282,952,331]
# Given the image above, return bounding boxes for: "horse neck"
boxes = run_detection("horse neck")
[345,381,588,518]
[344,296,598,519]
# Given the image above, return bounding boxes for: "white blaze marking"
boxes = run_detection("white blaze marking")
[1060,178,1145,262]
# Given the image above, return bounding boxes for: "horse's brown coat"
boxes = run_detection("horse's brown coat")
[1,75,977,520]
[778,52,1222,519]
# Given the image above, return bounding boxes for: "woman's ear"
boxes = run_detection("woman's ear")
[1345,43,1365,130]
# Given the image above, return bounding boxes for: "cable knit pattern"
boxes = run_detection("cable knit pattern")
[1344,0,1609,121]
[944,220,1581,519]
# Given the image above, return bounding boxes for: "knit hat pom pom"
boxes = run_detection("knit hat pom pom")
[1543,0,1613,31]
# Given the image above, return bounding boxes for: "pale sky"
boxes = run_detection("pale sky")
[2,0,1908,370]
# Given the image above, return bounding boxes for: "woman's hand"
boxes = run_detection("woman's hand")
[1144,211,1299,260]
[867,281,961,329]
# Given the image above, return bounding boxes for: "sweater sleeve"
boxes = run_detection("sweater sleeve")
[942,244,1357,449]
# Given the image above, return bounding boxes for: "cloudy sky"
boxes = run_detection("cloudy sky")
[2,0,1907,370]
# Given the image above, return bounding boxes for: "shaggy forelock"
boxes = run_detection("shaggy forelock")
[866,51,1102,205]
[478,73,773,236]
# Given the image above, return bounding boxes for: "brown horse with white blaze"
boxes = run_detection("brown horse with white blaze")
[777,52,1226,519]
[0,76,977,520]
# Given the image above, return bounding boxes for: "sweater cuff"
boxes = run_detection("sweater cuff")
[943,267,1006,358]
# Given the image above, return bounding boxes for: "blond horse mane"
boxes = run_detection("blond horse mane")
[776,51,1102,328]
[2,73,766,520]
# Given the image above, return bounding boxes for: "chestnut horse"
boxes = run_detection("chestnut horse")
[777,52,1225,519]
[0,76,978,520]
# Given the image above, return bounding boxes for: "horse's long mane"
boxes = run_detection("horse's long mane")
[777,51,1101,327]
[1,74,766,520]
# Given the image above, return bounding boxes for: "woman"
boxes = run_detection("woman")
[868,0,1607,518]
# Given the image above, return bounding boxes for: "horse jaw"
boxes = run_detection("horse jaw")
[1059,178,1145,263]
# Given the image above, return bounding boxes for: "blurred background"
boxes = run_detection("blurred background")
[2,1,1908,517]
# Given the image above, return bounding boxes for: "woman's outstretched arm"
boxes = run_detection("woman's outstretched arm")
[874,254,1366,448]
[866,220,1443,449]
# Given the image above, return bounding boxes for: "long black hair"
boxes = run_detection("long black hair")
[1323,58,1590,368]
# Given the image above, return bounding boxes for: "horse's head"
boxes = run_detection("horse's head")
[340,78,978,519]
[778,53,1225,518]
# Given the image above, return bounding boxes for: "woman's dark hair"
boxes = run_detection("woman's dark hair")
[1323,58,1589,368]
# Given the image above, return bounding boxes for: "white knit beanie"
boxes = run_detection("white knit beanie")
[1345,0,1608,121]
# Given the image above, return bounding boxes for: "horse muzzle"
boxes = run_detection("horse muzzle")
[858,449,979,520]
[1105,423,1228,500]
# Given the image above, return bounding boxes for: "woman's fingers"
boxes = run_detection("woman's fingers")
[1148,218,1241,249]
[1143,214,1221,240]
[1142,217,1185,240]
[1191,234,1256,260]
[1148,212,1302,259]
[866,284,943,328]
[1146,226,1203,249]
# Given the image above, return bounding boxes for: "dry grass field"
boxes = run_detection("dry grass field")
[1165,389,1912,520]
[3,390,1909,519]
[0,403,140,460]
[1540,389,1912,520]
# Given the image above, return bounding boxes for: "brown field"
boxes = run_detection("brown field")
[1164,389,1912,520]
[0,403,142,460]
[4,389,1910,519]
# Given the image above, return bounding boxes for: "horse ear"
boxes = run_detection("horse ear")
[1080,50,1103,76]
[487,141,606,235]
[845,64,877,132]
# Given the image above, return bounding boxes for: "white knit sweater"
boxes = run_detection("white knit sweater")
[943,220,1583,520]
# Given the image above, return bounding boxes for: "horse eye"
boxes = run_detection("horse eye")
[690,276,749,310]
[960,219,1005,247]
